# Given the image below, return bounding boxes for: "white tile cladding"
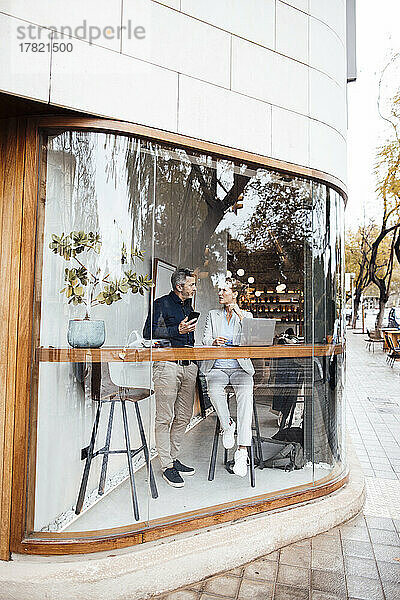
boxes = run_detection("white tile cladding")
[0,1,348,183]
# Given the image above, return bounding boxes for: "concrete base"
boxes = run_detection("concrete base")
[1,439,364,600]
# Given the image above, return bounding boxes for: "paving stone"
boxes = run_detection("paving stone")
[243,559,277,582]
[369,528,400,546]
[365,516,396,531]
[311,591,347,600]
[273,584,309,600]
[376,559,400,583]
[344,555,379,579]
[279,544,311,568]
[381,581,400,600]
[165,591,200,600]
[339,526,369,542]
[201,595,232,600]
[372,542,400,562]
[370,463,392,471]
[341,538,374,559]
[311,550,344,572]
[277,564,309,588]
[312,534,343,555]
[346,575,385,599]
[237,578,273,600]
[311,570,346,596]
[203,575,241,597]
[374,471,398,480]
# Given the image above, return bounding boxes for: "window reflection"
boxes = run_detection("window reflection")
[29,131,345,536]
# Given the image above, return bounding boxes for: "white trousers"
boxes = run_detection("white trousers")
[205,367,254,447]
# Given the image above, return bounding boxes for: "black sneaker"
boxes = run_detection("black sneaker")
[162,467,185,488]
[173,459,195,476]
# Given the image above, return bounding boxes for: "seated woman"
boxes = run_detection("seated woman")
[201,279,254,477]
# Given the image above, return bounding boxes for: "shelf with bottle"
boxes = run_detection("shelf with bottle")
[241,302,303,312]
[263,299,301,305]
[257,293,304,304]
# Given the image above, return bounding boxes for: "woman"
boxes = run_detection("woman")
[201,279,254,477]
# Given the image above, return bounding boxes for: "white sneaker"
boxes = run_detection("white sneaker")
[233,448,248,477]
[222,419,236,449]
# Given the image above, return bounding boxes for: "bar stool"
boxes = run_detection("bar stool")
[75,359,158,521]
[208,388,262,487]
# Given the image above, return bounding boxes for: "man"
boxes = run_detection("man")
[143,268,198,488]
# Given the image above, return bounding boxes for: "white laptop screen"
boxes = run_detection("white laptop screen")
[240,318,276,347]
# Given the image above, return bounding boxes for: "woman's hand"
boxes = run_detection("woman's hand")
[212,336,228,346]
[226,303,244,321]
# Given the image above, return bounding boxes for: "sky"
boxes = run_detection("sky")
[346,0,400,229]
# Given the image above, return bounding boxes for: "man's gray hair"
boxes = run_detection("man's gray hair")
[171,268,194,290]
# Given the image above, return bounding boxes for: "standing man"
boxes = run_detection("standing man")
[143,268,198,488]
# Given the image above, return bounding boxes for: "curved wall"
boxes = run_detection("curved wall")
[0,117,346,556]
[0,0,347,182]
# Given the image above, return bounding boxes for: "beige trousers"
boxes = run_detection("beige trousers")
[153,361,198,470]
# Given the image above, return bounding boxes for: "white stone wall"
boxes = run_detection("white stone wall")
[0,0,347,181]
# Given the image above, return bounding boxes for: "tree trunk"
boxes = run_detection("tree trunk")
[375,279,389,330]
[369,224,398,331]
[352,291,362,328]
[376,294,387,330]
[394,229,400,266]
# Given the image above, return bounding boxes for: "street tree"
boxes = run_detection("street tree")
[372,90,400,328]
[345,223,375,327]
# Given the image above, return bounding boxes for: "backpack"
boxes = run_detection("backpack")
[272,426,303,446]
[258,437,304,471]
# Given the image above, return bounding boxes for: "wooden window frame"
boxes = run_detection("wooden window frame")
[2,115,348,558]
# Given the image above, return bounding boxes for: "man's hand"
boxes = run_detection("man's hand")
[212,336,228,346]
[178,317,197,335]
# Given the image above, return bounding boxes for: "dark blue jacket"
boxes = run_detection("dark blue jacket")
[143,291,195,347]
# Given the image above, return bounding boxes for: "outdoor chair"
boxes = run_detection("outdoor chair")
[75,358,158,521]
[365,328,384,353]
[386,335,400,367]
[382,330,390,353]
[208,387,259,487]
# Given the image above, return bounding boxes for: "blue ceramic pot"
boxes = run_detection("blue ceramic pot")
[67,319,105,348]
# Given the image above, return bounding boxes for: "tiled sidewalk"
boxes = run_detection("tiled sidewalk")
[155,332,400,600]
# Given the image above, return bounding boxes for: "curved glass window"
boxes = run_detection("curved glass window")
[26,130,345,540]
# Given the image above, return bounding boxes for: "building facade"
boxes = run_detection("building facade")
[0,0,354,595]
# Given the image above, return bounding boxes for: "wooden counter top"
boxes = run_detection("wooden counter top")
[37,344,343,363]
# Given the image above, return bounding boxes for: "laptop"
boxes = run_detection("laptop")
[240,318,276,347]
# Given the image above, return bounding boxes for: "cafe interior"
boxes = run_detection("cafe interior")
[31,130,345,536]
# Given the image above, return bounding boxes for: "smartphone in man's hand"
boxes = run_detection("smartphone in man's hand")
[187,311,200,322]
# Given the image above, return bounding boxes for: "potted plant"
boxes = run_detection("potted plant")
[49,230,152,348]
